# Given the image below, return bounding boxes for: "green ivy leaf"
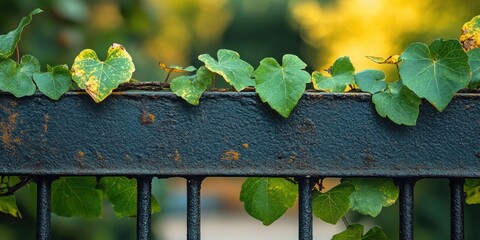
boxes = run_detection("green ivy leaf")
[240,177,297,225]
[71,43,135,103]
[354,70,387,94]
[399,39,470,111]
[460,15,480,51]
[51,177,102,218]
[33,64,72,100]
[343,178,399,217]
[198,49,254,91]
[170,66,214,105]
[464,179,480,204]
[99,177,160,218]
[0,8,43,59]
[312,56,355,92]
[0,196,21,218]
[254,54,311,118]
[332,224,387,240]
[468,49,480,89]
[312,182,354,224]
[372,82,421,126]
[0,55,40,97]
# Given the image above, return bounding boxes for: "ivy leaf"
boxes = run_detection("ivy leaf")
[198,49,254,91]
[99,177,160,218]
[240,177,297,225]
[365,55,401,65]
[343,178,399,217]
[71,43,135,103]
[460,15,480,51]
[254,54,311,118]
[332,224,387,240]
[170,66,214,105]
[51,177,102,218]
[312,56,355,92]
[0,8,43,59]
[0,196,21,218]
[0,55,40,97]
[399,39,470,111]
[464,179,480,204]
[468,49,480,89]
[372,82,421,126]
[33,64,72,100]
[354,70,387,94]
[159,62,196,73]
[312,182,354,224]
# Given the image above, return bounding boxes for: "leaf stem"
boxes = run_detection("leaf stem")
[164,70,172,83]
[341,216,350,227]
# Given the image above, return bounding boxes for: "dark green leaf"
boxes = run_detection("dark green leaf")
[372,82,421,126]
[33,64,72,100]
[240,177,297,225]
[343,178,399,217]
[0,55,40,97]
[332,224,387,240]
[198,49,254,91]
[51,177,102,218]
[99,177,160,218]
[0,196,21,218]
[312,182,354,224]
[464,179,480,204]
[254,54,311,118]
[467,49,480,89]
[312,56,355,92]
[0,8,43,59]
[354,70,387,94]
[71,43,135,103]
[170,66,214,105]
[400,39,470,111]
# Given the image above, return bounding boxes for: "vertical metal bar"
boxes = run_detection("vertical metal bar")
[450,178,465,240]
[36,177,51,240]
[298,177,313,240]
[187,177,204,240]
[137,176,152,240]
[398,178,415,240]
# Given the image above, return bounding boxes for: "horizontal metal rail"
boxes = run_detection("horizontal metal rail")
[1,92,479,177]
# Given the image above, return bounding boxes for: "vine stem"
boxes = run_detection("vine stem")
[164,71,172,83]
[16,46,20,64]
[341,216,350,228]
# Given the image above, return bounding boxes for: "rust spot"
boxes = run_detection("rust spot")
[76,151,86,166]
[43,114,49,133]
[221,150,240,161]
[288,154,296,163]
[96,151,104,161]
[140,111,155,125]
[242,143,249,149]
[363,153,376,167]
[1,111,20,151]
[174,149,181,162]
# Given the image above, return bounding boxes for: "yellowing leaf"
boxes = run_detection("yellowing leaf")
[365,55,400,64]
[159,62,196,73]
[71,43,135,103]
[460,15,480,51]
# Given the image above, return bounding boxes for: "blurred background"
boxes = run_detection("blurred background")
[1,0,480,239]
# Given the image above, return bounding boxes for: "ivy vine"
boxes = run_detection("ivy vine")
[1,8,480,239]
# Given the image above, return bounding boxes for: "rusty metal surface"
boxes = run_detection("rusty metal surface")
[0,91,479,177]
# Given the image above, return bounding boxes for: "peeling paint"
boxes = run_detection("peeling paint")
[140,111,155,125]
[221,150,240,161]
[0,110,20,151]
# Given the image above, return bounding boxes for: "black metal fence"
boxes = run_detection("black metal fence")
[1,92,479,239]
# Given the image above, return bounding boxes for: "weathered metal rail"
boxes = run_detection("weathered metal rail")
[0,91,477,240]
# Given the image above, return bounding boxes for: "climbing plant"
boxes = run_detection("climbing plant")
[1,8,480,239]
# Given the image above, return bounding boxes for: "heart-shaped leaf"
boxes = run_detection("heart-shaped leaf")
[312,56,355,92]
[0,196,21,218]
[332,224,387,240]
[170,66,213,105]
[312,182,354,224]
[33,65,72,100]
[99,177,160,218]
[399,39,470,111]
[343,178,398,217]
[0,55,40,97]
[468,49,480,89]
[51,177,102,218]
[254,54,311,118]
[71,43,135,103]
[240,177,297,225]
[354,70,387,94]
[464,179,480,204]
[198,49,254,91]
[0,8,43,59]
[460,15,480,51]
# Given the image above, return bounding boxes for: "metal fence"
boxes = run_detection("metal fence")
[1,92,479,239]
